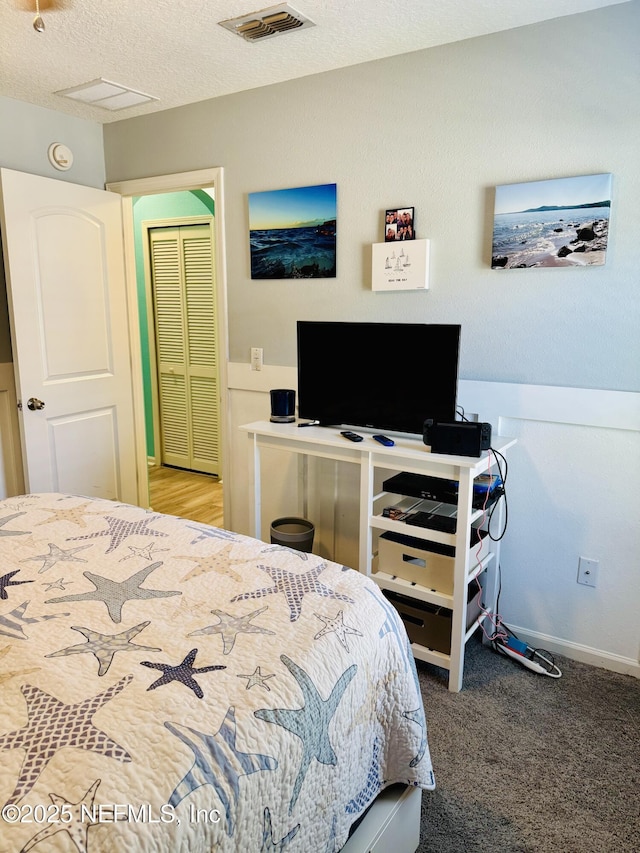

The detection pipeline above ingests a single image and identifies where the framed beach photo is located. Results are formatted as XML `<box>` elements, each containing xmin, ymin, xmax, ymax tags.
<box><xmin>384</xmin><ymin>207</ymin><xmax>415</xmax><ymax>242</ymax></box>
<box><xmin>491</xmin><ymin>173</ymin><xmax>612</xmax><ymax>269</ymax></box>
<box><xmin>248</xmin><ymin>183</ymin><xmax>337</xmax><ymax>279</ymax></box>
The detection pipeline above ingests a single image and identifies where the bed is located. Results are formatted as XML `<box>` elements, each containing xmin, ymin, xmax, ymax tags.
<box><xmin>0</xmin><ymin>493</ymin><xmax>434</xmax><ymax>852</ymax></box>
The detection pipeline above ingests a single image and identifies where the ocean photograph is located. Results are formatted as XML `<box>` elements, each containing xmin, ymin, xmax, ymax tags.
<box><xmin>249</xmin><ymin>183</ymin><xmax>337</xmax><ymax>279</ymax></box>
<box><xmin>491</xmin><ymin>173</ymin><xmax>612</xmax><ymax>269</ymax></box>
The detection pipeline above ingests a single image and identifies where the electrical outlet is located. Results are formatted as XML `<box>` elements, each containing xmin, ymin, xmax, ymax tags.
<box><xmin>250</xmin><ymin>347</ymin><xmax>263</xmax><ymax>371</ymax></box>
<box><xmin>577</xmin><ymin>556</ymin><xmax>599</xmax><ymax>587</ymax></box>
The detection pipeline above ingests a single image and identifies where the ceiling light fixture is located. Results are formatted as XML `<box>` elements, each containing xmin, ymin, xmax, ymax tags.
<box><xmin>33</xmin><ymin>0</ymin><xmax>45</xmax><ymax>32</ymax></box>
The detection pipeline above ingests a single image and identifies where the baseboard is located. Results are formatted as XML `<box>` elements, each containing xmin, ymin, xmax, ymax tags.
<box><xmin>508</xmin><ymin>625</ymin><xmax>640</xmax><ymax>679</ymax></box>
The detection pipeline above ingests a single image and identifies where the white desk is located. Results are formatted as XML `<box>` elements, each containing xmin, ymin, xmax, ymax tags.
<box><xmin>240</xmin><ymin>420</ymin><xmax>516</xmax><ymax>691</ymax></box>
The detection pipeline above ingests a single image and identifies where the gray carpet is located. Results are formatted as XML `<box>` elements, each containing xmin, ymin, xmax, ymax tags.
<box><xmin>416</xmin><ymin>635</ymin><xmax>639</xmax><ymax>853</ymax></box>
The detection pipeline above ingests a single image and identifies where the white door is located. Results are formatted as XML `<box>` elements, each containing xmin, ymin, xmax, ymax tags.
<box><xmin>0</xmin><ymin>168</ymin><xmax>138</xmax><ymax>503</ymax></box>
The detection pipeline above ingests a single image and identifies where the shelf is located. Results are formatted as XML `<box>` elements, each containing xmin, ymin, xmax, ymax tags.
<box><xmin>410</xmin><ymin>644</ymin><xmax>451</xmax><ymax>668</ymax></box>
<box><xmin>468</xmin><ymin>551</ymin><xmax>494</xmax><ymax>580</ymax></box>
<box><xmin>466</xmin><ymin>608</ymin><xmax>492</xmax><ymax>644</ymax></box>
<box><xmin>241</xmin><ymin>421</ymin><xmax>516</xmax><ymax>692</ymax></box>
<box><xmin>372</xmin><ymin>552</ymin><xmax>492</xmax><ymax>609</ymax></box>
<box><xmin>369</xmin><ymin>513</ymin><xmax>456</xmax><ymax>547</ymax></box>
<box><xmin>371</xmin><ymin>571</ymin><xmax>453</xmax><ymax>609</ymax></box>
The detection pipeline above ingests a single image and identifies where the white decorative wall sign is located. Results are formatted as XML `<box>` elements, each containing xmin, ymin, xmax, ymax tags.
<box><xmin>371</xmin><ymin>238</ymin><xmax>429</xmax><ymax>291</ymax></box>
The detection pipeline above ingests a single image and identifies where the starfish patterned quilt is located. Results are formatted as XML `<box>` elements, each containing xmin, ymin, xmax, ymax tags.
<box><xmin>0</xmin><ymin>493</ymin><xmax>434</xmax><ymax>852</ymax></box>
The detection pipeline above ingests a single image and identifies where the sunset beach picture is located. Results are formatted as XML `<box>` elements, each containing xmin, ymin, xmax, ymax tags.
<box><xmin>249</xmin><ymin>183</ymin><xmax>337</xmax><ymax>279</ymax></box>
<box><xmin>491</xmin><ymin>173</ymin><xmax>612</xmax><ymax>269</ymax></box>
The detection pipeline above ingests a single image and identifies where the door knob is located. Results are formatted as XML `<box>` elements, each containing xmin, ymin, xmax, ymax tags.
<box><xmin>27</xmin><ymin>397</ymin><xmax>46</xmax><ymax>411</ymax></box>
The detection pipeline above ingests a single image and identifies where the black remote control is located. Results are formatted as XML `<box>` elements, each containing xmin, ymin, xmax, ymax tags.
<box><xmin>340</xmin><ymin>430</ymin><xmax>364</xmax><ymax>442</ymax></box>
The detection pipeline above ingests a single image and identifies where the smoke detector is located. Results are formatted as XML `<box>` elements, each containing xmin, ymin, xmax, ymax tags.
<box><xmin>218</xmin><ymin>3</ymin><xmax>315</xmax><ymax>42</ymax></box>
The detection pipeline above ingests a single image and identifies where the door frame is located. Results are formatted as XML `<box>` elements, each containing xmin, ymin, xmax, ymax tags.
<box><xmin>106</xmin><ymin>169</ymin><xmax>229</xmax><ymax>525</ymax></box>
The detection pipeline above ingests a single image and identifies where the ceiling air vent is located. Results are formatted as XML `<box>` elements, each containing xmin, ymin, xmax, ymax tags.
<box><xmin>218</xmin><ymin>3</ymin><xmax>315</xmax><ymax>43</ymax></box>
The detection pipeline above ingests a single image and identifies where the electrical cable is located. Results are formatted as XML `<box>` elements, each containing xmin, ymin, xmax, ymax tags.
<box><xmin>455</xmin><ymin>407</ymin><xmax>539</xmax><ymax>665</ymax></box>
<box><xmin>487</xmin><ymin>447</ymin><xmax>508</xmax><ymax>541</ymax></box>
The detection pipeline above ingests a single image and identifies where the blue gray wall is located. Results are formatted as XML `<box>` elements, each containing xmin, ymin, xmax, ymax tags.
<box><xmin>104</xmin><ymin>1</ymin><xmax>640</xmax><ymax>394</ymax></box>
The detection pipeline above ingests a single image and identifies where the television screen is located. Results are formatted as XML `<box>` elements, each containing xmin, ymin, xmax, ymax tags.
<box><xmin>297</xmin><ymin>321</ymin><xmax>461</xmax><ymax>434</ymax></box>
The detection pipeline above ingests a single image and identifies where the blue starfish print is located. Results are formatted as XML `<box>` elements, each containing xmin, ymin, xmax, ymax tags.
<box><xmin>187</xmin><ymin>524</ymin><xmax>237</xmax><ymax>545</ymax></box>
<box><xmin>0</xmin><ymin>512</ymin><xmax>28</xmax><ymax>537</ymax></box>
<box><xmin>19</xmin><ymin>779</ymin><xmax>103</xmax><ymax>852</ymax></box>
<box><xmin>141</xmin><ymin>648</ymin><xmax>225</xmax><ymax>698</ymax></box>
<box><xmin>366</xmin><ymin>586</ymin><xmax>411</xmax><ymax>672</ymax></box>
<box><xmin>22</xmin><ymin>542</ymin><xmax>91</xmax><ymax>574</ymax></box>
<box><xmin>403</xmin><ymin>708</ymin><xmax>427</xmax><ymax>767</ymax></box>
<box><xmin>68</xmin><ymin>515</ymin><xmax>168</xmax><ymax>553</ymax></box>
<box><xmin>0</xmin><ymin>600</ymin><xmax>70</xmax><ymax>641</ymax></box>
<box><xmin>166</xmin><ymin>706</ymin><xmax>277</xmax><ymax>836</ymax></box>
<box><xmin>345</xmin><ymin>738</ymin><xmax>382</xmax><ymax>814</ymax></box>
<box><xmin>0</xmin><ymin>570</ymin><xmax>33</xmax><ymax>600</ymax></box>
<box><xmin>314</xmin><ymin>609</ymin><xmax>363</xmax><ymax>651</ymax></box>
<box><xmin>188</xmin><ymin>606</ymin><xmax>275</xmax><ymax>654</ymax></box>
<box><xmin>232</xmin><ymin>563</ymin><xmax>354</xmax><ymax>622</ymax></box>
<box><xmin>46</xmin><ymin>561</ymin><xmax>180</xmax><ymax>623</ymax></box>
<box><xmin>255</xmin><ymin>654</ymin><xmax>357</xmax><ymax>812</ymax></box>
<box><xmin>0</xmin><ymin>676</ymin><xmax>132</xmax><ymax>803</ymax></box>
<box><xmin>47</xmin><ymin>621</ymin><xmax>161</xmax><ymax>676</ymax></box>
<box><xmin>261</xmin><ymin>806</ymin><xmax>300</xmax><ymax>851</ymax></box>
<box><xmin>260</xmin><ymin>545</ymin><xmax>310</xmax><ymax>561</ymax></box>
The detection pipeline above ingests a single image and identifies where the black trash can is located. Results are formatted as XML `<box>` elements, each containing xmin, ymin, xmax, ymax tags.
<box><xmin>270</xmin><ymin>517</ymin><xmax>315</xmax><ymax>553</ymax></box>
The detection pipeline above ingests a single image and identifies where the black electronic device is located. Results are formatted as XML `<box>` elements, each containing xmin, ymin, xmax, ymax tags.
<box><xmin>297</xmin><ymin>321</ymin><xmax>460</xmax><ymax>434</ymax></box>
<box><xmin>382</xmin><ymin>471</ymin><xmax>503</xmax><ymax>509</ymax></box>
<box><xmin>423</xmin><ymin>419</ymin><xmax>492</xmax><ymax>457</ymax></box>
<box><xmin>340</xmin><ymin>430</ymin><xmax>364</xmax><ymax>442</ymax></box>
<box><xmin>405</xmin><ymin>512</ymin><xmax>458</xmax><ymax>534</ymax></box>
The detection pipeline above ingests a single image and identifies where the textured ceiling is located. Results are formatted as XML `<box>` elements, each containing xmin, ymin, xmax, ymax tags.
<box><xmin>1</xmin><ymin>0</ymin><xmax>629</xmax><ymax>124</ymax></box>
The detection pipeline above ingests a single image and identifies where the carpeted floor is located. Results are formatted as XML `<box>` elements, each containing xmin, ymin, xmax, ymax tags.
<box><xmin>416</xmin><ymin>635</ymin><xmax>639</xmax><ymax>853</ymax></box>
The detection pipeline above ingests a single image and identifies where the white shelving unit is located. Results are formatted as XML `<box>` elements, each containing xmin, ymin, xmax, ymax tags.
<box><xmin>241</xmin><ymin>421</ymin><xmax>516</xmax><ymax>692</ymax></box>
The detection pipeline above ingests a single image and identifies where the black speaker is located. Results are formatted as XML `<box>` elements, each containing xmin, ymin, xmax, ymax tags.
<box><xmin>423</xmin><ymin>420</ymin><xmax>492</xmax><ymax>457</ymax></box>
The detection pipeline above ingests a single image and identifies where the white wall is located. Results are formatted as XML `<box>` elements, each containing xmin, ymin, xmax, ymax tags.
<box><xmin>227</xmin><ymin>373</ymin><xmax>640</xmax><ymax>677</ymax></box>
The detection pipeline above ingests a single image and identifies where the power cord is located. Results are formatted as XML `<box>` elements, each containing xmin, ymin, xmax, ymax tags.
<box><xmin>489</xmin><ymin>564</ymin><xmax>562</xmax><ymax>678</ymax></box>
<box><xmin>492</xmin><ymin>622</ymin><xmax>562</xmax><ymax>678</ymax></box>
<box><xmin>487</xmin><ymin>447</ymin><xmax>508</xmax><ymax>542</ymax></box>
<box><xmin>457</xmin><ymin>405</ymin><xmax>556</xmax><ymax>673</ymax></box>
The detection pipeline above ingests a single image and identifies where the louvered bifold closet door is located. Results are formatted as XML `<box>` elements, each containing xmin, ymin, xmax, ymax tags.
<box><xmin>149</xmin><ymin>224</ymin><xmax>219</xmax><ymax>476</ymax></box>
<box><xmin>183</xmin><ymin>226</ymin><xmax>219</xmax><ymax>475</ymax></box>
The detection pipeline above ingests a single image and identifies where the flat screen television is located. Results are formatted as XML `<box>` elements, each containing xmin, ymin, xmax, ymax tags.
<box><xmin>297</xmin><ymin>321</ymin><xmax>461</xmax><ymax>434</ymax></box>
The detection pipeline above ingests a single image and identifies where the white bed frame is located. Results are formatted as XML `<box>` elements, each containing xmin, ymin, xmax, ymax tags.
<box><xmin>341</xmin><ymin>785</ymin><xmax>422</xmax><ymax>853</ymax></box>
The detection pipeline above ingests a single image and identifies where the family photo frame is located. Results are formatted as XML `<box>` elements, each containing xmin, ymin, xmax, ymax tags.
<box><xmin>384</xmin><ymin>207</ymin><xmax>415</xmax><ymax>242</ymax></box>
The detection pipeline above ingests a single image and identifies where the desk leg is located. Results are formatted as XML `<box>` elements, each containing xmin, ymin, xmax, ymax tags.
<box><xmin>248</xmin><ymin>432</ymin><xmax>262</xmax><ymax>540</ymax></box>
<box><xmin>448</xmin><ymin>467</ymin><xmax>474</xmax><ymax>692</ymax></box>
<box><xmin>358</xmin><ymin>457</ymin><xmax>372</xmax><ymax>576</ymax></box>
